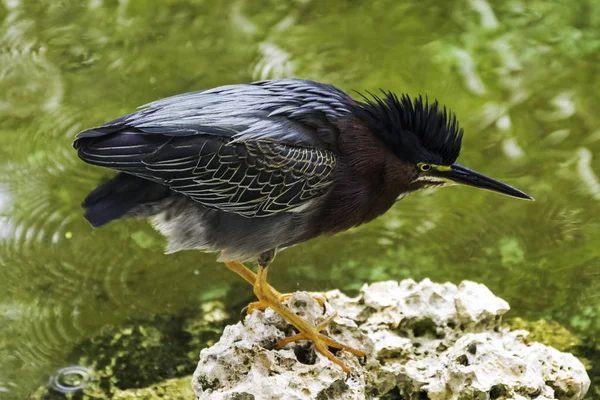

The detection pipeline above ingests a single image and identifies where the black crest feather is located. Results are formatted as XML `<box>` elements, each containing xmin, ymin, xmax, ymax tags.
<box><xmin>354</xmin><ymin>91</ymin><xmax>464</xmax><ymax>165</ymax></box>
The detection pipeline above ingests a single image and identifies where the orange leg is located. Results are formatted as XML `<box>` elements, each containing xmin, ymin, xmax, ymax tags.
<box><xmin>223</xmin><ymin>260</ymin><xmax>365</xmax><ymax>373</ymax></box>
<box><xmin>246</xmin><ymin>292</ymin><xmax>327</xmax><ymax>313</ymax></box>
<box><xmin>223</xmin><ymin>260</ymin><xmax>326</xmax><ymax>310</ymax></box>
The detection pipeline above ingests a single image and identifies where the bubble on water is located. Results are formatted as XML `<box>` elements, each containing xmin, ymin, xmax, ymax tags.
<box><xmin>230</xmin><ymin>1</ymin><xmax>258</xmax><ymax>36</ymax></box>
<box><xmin>537</xmin><ymin>92</ymin><xmax>576</xmax><ymax>121</ymax></box>
<box><xmin>577</xmin><ymin>147</ymin><xmax>600</xmax><ymax>201</ymax></box>
<box><xmin>502</xmin><ymin>138</ymin><xmax>524</xmax><ymax>159</ymax></box>
<box><xmin>496</xmin><ymin>115</ymin><xmax>511</xmax><ymax>131</ymax></box>
<box><xmin>253</xmin><ymin>42</ymin><xmax>295</xmax><ymax>80</ymax></box>
<box><xmin>49</xmin><ymin>365</ymin><xmax>93</xmax><ymax>393</ymax></box>
<box><xmin>468</xmin><ymin>0</ymin><xmax>499</xmax><ymax>30</ymax></box>
<box><xmin>551</xmin><ymin>92</ymin><xmax>576</xmax><ymax>119</ymax></box>
<box><xmin>452</xmin><ymin>48</ymin><xmax>487</xmax><ymax>96</ymax></box>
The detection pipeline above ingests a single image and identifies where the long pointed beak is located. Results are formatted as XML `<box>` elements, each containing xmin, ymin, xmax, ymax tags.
<box><xmin>440</xmin><ymin>164</ymin><xmax>533</xmax><ymax>200</ymax></box>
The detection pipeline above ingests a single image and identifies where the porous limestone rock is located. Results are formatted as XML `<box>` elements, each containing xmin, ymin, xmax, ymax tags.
<box><xmin>192</xmin><ymin>279</ymin><xmax>590</xmax><ymax>400</ymax></box>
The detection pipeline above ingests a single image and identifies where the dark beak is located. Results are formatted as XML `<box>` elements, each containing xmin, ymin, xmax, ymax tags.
<box><xmin>441</xmin><ymin>164</ymin><xmax>533</xmax><ymax>200</ymax></box>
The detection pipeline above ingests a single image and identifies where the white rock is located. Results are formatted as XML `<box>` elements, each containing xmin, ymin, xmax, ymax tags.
<box><xmin>193</xmin><ymin>280</ymin><xmax>590</xmax><ymax>400</ymax></box>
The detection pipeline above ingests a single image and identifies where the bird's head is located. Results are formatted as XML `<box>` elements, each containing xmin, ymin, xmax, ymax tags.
<box><xmin>355</xmin><ymin>92</ymin><xmax>532</xmax><ymax>200</ymax></box>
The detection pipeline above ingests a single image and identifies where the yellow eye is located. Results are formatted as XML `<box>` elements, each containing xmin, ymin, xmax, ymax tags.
<box><xmin>418</xmin><ymin>163</ymin><xmax>432</xmax><ymax>172</ymax></box>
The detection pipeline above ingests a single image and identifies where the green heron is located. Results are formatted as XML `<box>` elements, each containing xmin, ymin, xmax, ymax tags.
<box><xmin>73</xmin><ymin>78</ymin><xmax>532</xmax><ymax>373</ymax></box>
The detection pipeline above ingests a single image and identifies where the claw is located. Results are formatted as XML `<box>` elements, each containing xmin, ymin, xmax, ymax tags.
<box><xmin>275</xmin><ymin>310</ymin><xmax>365</xmax><ymax>374</ymax></box>
<box><xmin>240</xmin><ymin>305</ymin><xmax>249</xmax><ymax>324</ymax></box>
<box><xmin>224</xmin><ymin>260</ymin><xmax>364</xmax><ymax>373</ymax></box>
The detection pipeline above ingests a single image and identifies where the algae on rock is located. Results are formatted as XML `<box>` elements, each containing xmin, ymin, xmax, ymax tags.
<box><xmin>505</xmin><ymin>317</ymin><xmax>581</xmax><ymax>352</ymax></box>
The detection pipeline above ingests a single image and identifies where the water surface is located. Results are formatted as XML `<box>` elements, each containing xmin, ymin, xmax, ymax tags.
<box><xmin>1</xmin><ymin>0</ymin><xmax>599</xmax><ymax>397</ymax></box>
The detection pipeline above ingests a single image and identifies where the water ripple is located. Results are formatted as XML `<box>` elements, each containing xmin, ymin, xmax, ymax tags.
<box><xmin>0</xmin><ymin>11</ymin><xmax>64</xmax><ymax>119</ymax></box>
<box><xmin>48</xmin><ymin>365</ymin><xmax>93</xmax><ymax>393</ymax></box>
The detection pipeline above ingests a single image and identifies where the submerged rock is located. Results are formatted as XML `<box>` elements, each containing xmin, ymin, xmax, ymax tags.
<box><xmin>193</xmin><ymin>279</ymin><xmax>590</xmax><ymax>400</ymax></box>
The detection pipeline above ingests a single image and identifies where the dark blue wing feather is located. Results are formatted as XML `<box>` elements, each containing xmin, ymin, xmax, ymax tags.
<box><xmin>74</xmin><ymin>79</ymin><xmax>347</xmax><ymax>217</ymax></box>
<box><xmin>76</xmin><ymin>79</ymin><xmax>351</xmax><ymax>147</ymax></box>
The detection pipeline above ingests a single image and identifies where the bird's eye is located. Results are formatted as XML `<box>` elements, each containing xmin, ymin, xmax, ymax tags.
<box><xmin>418</xmin><ymin>163</ymin><xmax>432</xmax><ymax>172</ymax></box>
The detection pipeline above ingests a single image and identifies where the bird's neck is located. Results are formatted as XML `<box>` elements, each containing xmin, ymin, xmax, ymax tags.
<box><xmin>312</xmin><ymin>118</ymin><xmax>416</xmax><ymax>236</ymax></box>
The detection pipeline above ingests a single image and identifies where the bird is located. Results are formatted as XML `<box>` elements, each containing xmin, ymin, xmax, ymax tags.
<box><xmin>73</xmin><ymin>78</ymin><xmax>532</xmax><ymax>373</ymax></box>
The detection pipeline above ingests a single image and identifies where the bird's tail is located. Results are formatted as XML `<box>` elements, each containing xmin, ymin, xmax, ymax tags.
<box><xmin>82</xmin><ymin>172</ymin><xmax>170</xmax><ymax>227</ymax></box>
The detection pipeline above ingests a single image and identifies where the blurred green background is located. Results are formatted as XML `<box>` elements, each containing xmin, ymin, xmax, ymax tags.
<box><xmin>0</xmin><ymin>0</ymin><xmax>599</xmax><ymax>398</ymax></box>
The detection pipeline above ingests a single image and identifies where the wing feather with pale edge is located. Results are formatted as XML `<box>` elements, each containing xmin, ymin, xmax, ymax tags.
<box><xmin>74</xmin><ymin>79</ymin><xmax>347</xmax><ymax>217</ymax></box>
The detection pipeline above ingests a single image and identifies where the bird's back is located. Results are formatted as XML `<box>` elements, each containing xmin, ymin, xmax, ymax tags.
<box><xmin>75</xmin><ymin>79</ymin><xmax>351</xmax><ymax>147</ymax></box>
<box><xmin>74</xmin><ymin>79</ymin><xmax>356</xmax><ymax>260</ymax></box>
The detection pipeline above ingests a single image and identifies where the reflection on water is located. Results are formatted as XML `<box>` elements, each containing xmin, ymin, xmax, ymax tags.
<box><xmin>0</xmin><ymin>0</ymin><xmax>599</xmax><ymax>397</ymax></box>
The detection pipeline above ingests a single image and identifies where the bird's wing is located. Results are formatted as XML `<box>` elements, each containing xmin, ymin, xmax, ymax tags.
<box><xmin>74</xmin><ymin>79</ymin><xmax>348</xmax><ymax>217</ymax></box>
<box><xmin>77</xmin><ymin>79</ymin><xmax>352</xmax><ymax>148</ymax></box>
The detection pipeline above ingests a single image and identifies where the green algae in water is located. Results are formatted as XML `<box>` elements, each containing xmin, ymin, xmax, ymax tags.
<box><xmin>31</xmin><ymin>377</ymin><xmax>194</xmax><ymax>400</ymax></box>
<box><xmin>30</xmin><ymin>302</ymin><xmax>230</xmax><ymax>399</ymax></box>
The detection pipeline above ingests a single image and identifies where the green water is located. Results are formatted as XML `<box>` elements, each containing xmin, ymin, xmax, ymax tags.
<box><xmin>1</xmin><ymin>0</ymin><xmax>599</xmax><ymax>398</ymax></box>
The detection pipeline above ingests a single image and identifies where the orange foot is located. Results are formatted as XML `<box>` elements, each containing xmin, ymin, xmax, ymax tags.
<box><xmin>250</xmin><ymin>265</ymin><xmax>365</xmax><ymax>373</ymax></box>
<box><xmin>223</xmin><ymin>259</ymin><xmax>365</xmax><ymax>373</ymax></box>
<box><xmin>245</xmin><ymin>291</ymin><xmax>328</xmax><ymax>314</ymax></box>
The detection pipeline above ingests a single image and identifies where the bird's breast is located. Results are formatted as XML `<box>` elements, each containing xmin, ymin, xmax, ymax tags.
<box><xmin>308</xmin><ymin>118</ymin><xmax>415</xmax><ymax>237</ymax></box>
